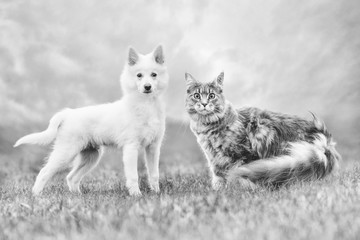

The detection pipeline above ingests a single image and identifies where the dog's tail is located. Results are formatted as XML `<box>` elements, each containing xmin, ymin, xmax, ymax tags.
<box><xmin>14</xmin><ymin>109</ymin><xmax>69</xmax><ymax>147</ymax></box>
<box><xmin>228</xmin><ymin>114</ymin><xmax>341</xmax><ymax>185</ymax></box>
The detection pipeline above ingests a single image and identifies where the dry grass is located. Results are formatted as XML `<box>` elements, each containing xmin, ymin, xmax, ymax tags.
<box><xmin>0</xmin><ymin>162</ymin><xmax>359</xmax><ymax>240</ymax></box>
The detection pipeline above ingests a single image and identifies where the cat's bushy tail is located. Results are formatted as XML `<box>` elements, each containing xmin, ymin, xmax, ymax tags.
<box><xmin>228</xmin><ymin>116</ymin><xmax>341</xmax><ymax>185</ymax></box>
<box><xmin>14</xmin><ymin>109</ymin><xmax>69</xmax><ymax>147</ymax></box>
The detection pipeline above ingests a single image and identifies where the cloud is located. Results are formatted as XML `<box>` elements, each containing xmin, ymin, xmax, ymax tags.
<box><xmin>0</xmin><ymin>0</ymin><xmax>359</xmax><ymax>149</ymax></box>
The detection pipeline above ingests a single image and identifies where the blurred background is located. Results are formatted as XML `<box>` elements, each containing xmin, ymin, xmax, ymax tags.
<box><xmin>0</xmin><ymin>0</ymin><xmax>359</xmax><ymax>176</ymax></box>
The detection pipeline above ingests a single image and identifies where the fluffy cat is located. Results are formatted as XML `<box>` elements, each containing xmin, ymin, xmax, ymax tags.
<box><xmin>185</xmin><ymin>72</ymin><xmax>341</xmax><ymax>190</ymax></box>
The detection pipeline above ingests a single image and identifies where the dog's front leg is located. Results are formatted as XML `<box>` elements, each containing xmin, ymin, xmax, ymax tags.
<box><xmin>122</xmin><ymin>143</ymin><xmax>142</xmax><ymax>196</ymax></box>
<box><xmin>145</xmin><ymin>141</ymin><xmax>161</xmax><ymax>193</ymax></box>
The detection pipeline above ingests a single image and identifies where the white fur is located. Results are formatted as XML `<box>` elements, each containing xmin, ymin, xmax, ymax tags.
<box><xmin>14</xmin><ymin>45</ymin><xmax>169</xmax><ymax>196</ymax></box>
<box><xmin>228</xmin><ymin>135</ymin><xmax>333</xmax><ymax>183</ymax></box>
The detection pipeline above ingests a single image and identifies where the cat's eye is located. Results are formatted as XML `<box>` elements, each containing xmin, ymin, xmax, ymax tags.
<box><xmin>137</xmin><ymin>73</ymin><xmax>143</xmax><ymax>78</ymax></box>
<box><xmin>208</xmin><ymin>93</ymin><xmax>216</xmax><ymax>99</ymax></box>
<box><xmin>193</xmin><ymin>93</ymin><xmax>201</xmax><ymax>99</ymax></box>
<box><xmin>151</xmin><ymin>72</ymin><xmax>157</xmax><ymax>78</ymax></box>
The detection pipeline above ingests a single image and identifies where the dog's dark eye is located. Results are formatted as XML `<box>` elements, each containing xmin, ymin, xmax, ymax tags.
<box><xmin>151</xmin><ymin>72</ymin><xmax>157</xmax><ymax>78</ymax></box>
<box><xmin>193</xmin><ymin>93</ymin><xmax>201</xmax><ymax>99</ymax></box>
<box><xmin>137</xmin><ymin>73</ymin><xmax>143</xmax><ymax>78</ymax></box>
<box><xmin>208</xmin><ymin>93</ymin><xmax>216</xmax><ymax>99</ymax></box>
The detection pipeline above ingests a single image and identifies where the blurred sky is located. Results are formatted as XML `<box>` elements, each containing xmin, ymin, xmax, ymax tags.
<box><xmin>1</xmin><ymin>0</ymin><xmax>359</xmax><ymax>150</ymax></box>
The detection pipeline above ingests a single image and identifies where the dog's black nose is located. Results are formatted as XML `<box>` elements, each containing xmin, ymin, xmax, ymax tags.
<box><xmin>144</xmin><ymin>84</ymin><xmax>152</xmax><ymax>91</ymax></box>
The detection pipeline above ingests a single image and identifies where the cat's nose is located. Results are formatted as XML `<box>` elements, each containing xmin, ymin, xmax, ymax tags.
<box><xmin>201</xmin><ymin>103</ymin><xmax>207</xmax><ymax>107</ymax></box>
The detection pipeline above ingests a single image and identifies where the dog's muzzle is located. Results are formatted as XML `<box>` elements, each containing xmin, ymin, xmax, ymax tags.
<box><xmin>143</xmin><ymin>84</ymin><xmax>152</xmax><ymax>94</ymax></box>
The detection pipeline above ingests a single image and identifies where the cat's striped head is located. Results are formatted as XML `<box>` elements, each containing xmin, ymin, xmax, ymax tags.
<box><xmin>185</xmin><ymin>72</ymin><xmax>226</xmax><ymax>122</ymax></box>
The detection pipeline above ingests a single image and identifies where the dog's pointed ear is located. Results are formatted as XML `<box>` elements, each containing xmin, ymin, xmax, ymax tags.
<box><xmin>185</xmin><ymin>72</ymin><xmax>198</xmax><ymax>88</ymax></box>
<box><xmin>153</xmin><ymin>45</ymin><xmax>164</xmax><ymax>64</ymax></box>
<box><xmin>128</xmin><ymin>47</ymin><xmax>139</xmax><ymax>66</ymax></box>
<box><xmin>215</xmin><ymin>71</ymin><xmax>224</xmax><ymax>86</ymax></box>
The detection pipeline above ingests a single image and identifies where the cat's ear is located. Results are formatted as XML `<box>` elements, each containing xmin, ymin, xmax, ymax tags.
<box><xmin>153</xmin><ymin>45</ymin><xmax>164</xmax><ymax>64</ymax></box>
<box><xmin>128</xmin><ymin>47</ymin><xmax>139</xmax><ymax>66</ymax></box>
<box><xmin>215</xmin><ymin>71</ymin><xmax>224</xmax><ymax>86</ymax></box>
<box><xmin>185</xmin><ymin>72</ymin><xmax>198</xmax><ymax>88</ymax></box>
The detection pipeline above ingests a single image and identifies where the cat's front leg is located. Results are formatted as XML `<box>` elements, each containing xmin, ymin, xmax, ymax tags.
<box><xmin>122</xmin><ymin>143</ymin><xmax>142</xmax><ymax>196</ymax></box>
<box><xmin>202</xmin><ymin>150</ymin><xmax>226</xmax><ymax>190</ymax></box>
<box><xmin>212</xmin><ymin>175</ymin><xmax>226</xmax><ymax>191</ymax></box>
<box><xmin>209</xmin><ymin>165</ymin><xmax>226</xmax><ymax>191</ymax></box>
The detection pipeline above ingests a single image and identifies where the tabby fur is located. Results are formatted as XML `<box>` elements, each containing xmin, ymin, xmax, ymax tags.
<box><xmin>185</xmin><ymin>72</ymin><xmax>341</xmax><ymax>189</ymax></box>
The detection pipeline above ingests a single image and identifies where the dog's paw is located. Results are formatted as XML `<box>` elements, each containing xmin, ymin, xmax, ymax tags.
<box><xmin>126</xmin><ymin>180</ymin><xmax>142</xmax><ymax>197</ymax></box>
<box><xmin>67</xmin><ymin>182</ymin><xmax>82</xmax><ymax>194</ymax></box>
<box><xmin>32</xmin><ymin>186</ymin><xmax>42</xmax><ymax>196</ymax></box>
<box><xmin>149</xmin><ymin>182</ymin><xmax>160</xmax><ymax>193</ymax></box>
<box><xmin>69</xmin><ymin>187</ymin><xmax>82</xmax><ymax>194</ymax></box>
<box><xmin>128</xmin><ymin>188</ymin><xmax>142</xmax><ymax>197</ymax></box>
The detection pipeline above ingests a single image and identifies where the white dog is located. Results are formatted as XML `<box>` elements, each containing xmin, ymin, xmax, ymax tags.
<box><xmin>14</xmin><ymin>45</ymin><xmax>169</xmax><ymax>196</ymax></box>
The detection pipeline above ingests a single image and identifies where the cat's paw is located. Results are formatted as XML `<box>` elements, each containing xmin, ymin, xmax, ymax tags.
<box><xmin>211</xmin><ymin>177</ymin><xmax>226</xmax><ymax>191</ymax></box>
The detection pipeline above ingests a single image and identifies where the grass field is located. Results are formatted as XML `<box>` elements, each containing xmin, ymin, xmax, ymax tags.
<box><xmin>1</xmin><ymin>122</ymin><xmax>359</xmax><ymax>240</ymax></box>
<box><xmin>0</xmin><ymin>159</ymin><xmax>359</xmax><ymax>240</ymax></box>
